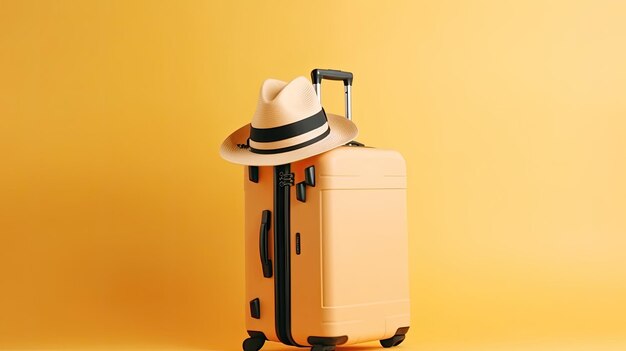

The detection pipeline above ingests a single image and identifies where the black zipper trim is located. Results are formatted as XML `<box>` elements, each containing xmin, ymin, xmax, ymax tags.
<box><xmin>273</xmin><ymin>164</ymin><xmax>300</xmax><ymax>346</ymax></box>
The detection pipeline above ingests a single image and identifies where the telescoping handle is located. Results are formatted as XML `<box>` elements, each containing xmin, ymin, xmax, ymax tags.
<box><xmin>311</xmin><ymin>69</ymin><xmax>353</xmax><ymax>120</ymax></box>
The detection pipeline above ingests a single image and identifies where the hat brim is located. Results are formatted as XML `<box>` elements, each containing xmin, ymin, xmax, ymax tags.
<box><xmin>220</xmin><ymin>113</ymin><xmax>358</xmax><ymax>166</ymax></box>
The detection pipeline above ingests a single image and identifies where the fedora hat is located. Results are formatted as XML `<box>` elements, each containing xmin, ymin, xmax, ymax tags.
<box><xmin>220</xmin><ymin>76</ymin><xmax>358</xmax><ymax>166</ymax></box>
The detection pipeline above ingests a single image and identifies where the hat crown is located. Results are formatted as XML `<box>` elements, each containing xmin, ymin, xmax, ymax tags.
<box><xmin>252</xmin><ymin>77</ymin><xmax>323</xmax><ymax>129</ymax></box>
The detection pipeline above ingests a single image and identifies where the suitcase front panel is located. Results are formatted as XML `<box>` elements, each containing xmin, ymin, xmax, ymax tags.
<box><xmin>289</xmin><ymin>146</ymin><xmax>411</xmax><ymax>346</ymax></box>
<box><xmin>321</xmin><ymin>188</ymin><xmax>409</xmax><ymax>307</ymax></box>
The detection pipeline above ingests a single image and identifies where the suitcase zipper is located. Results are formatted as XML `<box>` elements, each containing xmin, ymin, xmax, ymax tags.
<box><xmin>273</xmin><ymin>164</ymin><xmax>300</xmax><ymax>346</ymax></box>
<box><xmin>278</xmin><ymin>171</ymin><xmax>294</xmax><ymax>187</ymax></box>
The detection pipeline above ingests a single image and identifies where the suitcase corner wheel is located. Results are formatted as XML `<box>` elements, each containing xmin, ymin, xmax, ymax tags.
<box><xmin>380</xmin><ymin>326</ymin><xmax>410</xmax><ymax>348</ymax></box>
<box><xmin>242</xmin><ymin>331</ymin><xmax>266</xmax><ymax>351</ymax></box>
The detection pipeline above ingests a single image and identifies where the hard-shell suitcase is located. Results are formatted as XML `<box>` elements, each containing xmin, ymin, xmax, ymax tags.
<box><xmin>242</xmin><ymin>69</ymin><xmax>410</xmax><ymax>351</ymax></box>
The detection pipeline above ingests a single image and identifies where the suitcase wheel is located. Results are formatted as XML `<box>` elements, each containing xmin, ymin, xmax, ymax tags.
<box><xmin>380</xmin><ymin>334</ymin><xmax>405</xmax><ymax>348</ymax></box>
<box><xmin>242</xmin><ymin>336</ymin><xmax>265</xmax><ymax>351</ymax></box>
<box><xmin>311</xmin><ymin>346</ymin><xmax>335</xmax><ymax>351</ymax></box>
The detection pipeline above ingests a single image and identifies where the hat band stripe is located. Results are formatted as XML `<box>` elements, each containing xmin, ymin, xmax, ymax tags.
<box><xmin>249</xmin><ymin>123</ymin><xmax>329</xmax><ymax>150</ymax></box>
<box><xmin>250</xmin><ymin>108</ymin><xmax>327</xmax><ymax>143</ymax></box>
<box><xmin>250</xmin><ymin>127</ymin><xmax>331</xmax><ymax>154</ymax></box>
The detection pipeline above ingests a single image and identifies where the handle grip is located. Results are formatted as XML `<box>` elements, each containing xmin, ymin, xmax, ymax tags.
<box><xmin>311</xmin><ymin>69</ymin><xmax>353</xmax><ymax>86</ymax></box>
<box><xmin>259</xmin><ymin>210</ymin><xmax>272</xmax><ymax>278</ymax></box>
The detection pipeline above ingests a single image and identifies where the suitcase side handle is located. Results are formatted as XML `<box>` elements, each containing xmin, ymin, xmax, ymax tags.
<box><xmin>259</xmin><ymin>210</ymin><xmax>273</xmax><ymax>278</ymax></box>
<box><xmin>311</xmin><ymin>68</ymin><xmax>353</xmax><ymax>120</ymax></box>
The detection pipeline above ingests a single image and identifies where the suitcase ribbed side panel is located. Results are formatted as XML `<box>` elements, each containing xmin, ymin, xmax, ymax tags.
<box><xmin>244</xmin><ymin>165</ymin><xmax>278</xmax><ymax>342</ymax></box>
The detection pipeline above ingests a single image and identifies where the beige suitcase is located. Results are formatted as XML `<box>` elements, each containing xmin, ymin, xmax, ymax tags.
<box><xmin>242</xmin><ymin>70</ymin><xmax>410</xmax><ymax>351</ymax></box>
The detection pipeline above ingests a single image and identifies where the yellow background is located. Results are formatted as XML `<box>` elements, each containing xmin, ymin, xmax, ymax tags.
<box><xmin>1</xmin><ymin>1</ymin><xmax>626</xmax><ymax>350</ymax></box>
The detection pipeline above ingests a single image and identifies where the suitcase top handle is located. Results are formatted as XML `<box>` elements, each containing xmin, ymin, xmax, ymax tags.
<box><xmin>311</xmin><ymin>68</ymin><xmax>354</xmax><ymax>121</ymax></box>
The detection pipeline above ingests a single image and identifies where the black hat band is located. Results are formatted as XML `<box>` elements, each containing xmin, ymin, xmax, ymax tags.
<box><xmin>249</xmin><ymin>108</ymin><xmax>331</xmax><ymax>154</ymax></box>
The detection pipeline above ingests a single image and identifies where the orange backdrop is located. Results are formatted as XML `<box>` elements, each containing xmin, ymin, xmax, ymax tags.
<box><xmin>1</xmin><ymin>1</ymin><xmax>626</xmax><ymax>350</ymax></box>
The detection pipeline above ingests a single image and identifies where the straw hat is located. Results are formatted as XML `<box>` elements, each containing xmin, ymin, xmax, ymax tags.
<box><xmin>220</xmin><ymin>76</ymin><xmax>358</xmax><ymax>166</ymax></box>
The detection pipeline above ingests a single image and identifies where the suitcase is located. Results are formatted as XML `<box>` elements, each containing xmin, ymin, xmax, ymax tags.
<box><xmin>242</xmin><ymin>69</ymin><xmax>410</xmax><ymax>351</ymax></box>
